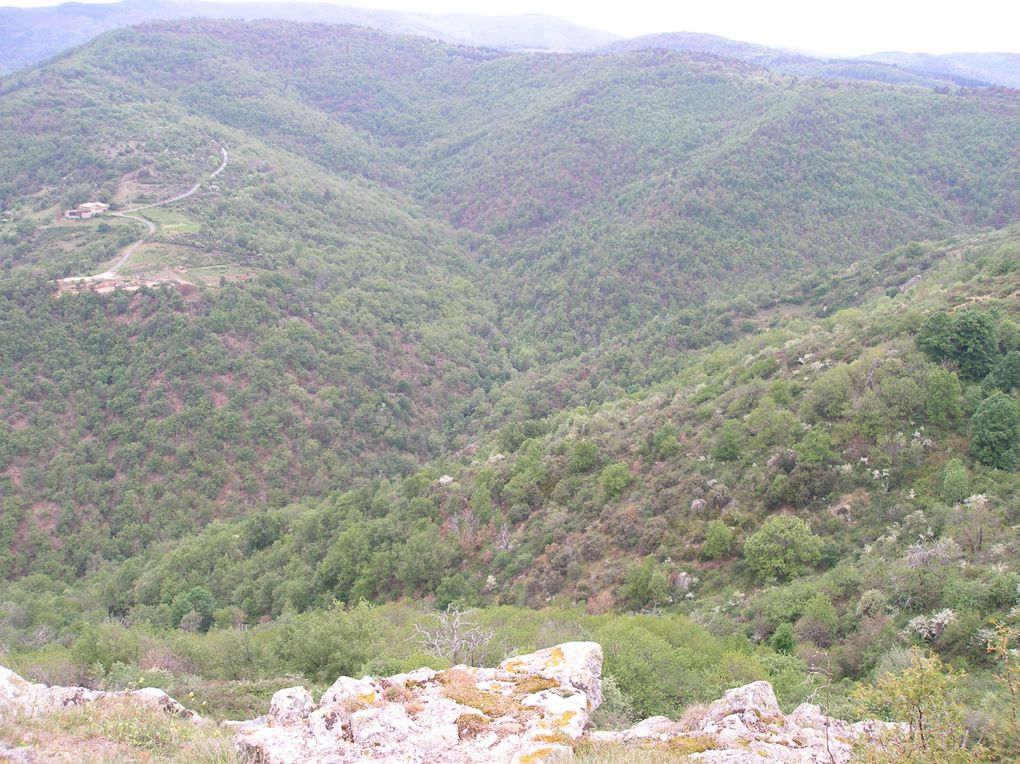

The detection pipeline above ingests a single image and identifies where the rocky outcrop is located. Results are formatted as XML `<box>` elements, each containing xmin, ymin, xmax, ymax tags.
<box><xmin>593</xmin><ymin>680</ymin><xmax>903</xmax><ymax>763</ymax></box>
<box><xmin>2</xmin><ymin>644</ymin><xmax>900</xmax><ymax>764</ymax></box>
<box><xmin>0</xmin><ymin>665</ymin><xmax>199</xmax><ymax>721</ymax></box>
<box><xmin>234</xmin><ymin>642</ymin><xmax>604</xmax><ymax>763</ymax></box>
<box><xmin>232</xmin><ymin>645</ymin><xmax>899</xmax><ymax>764</ymax></box>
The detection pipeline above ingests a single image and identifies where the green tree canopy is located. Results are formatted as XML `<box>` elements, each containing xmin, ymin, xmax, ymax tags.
<box><xmin>169</xmin><ymin>586</ymin><xmax>216</xmax><ymax>632</ymax></box>
<box><xmin>701</xmin><ymin>520</ymin><xmax>736</xmax><ymax>561</ymax></box>
<box><xmin>989</xmin><ymin>351</ymin><xmax>1020</xmax><ymax>393</ymax></box>
<box><xmin>969</xmin><ymin>393</ymin><xmax>1020</xmax><ymax>469</ymax></box>
<box><xmin>600</xmin><ymin>462</ymin><xmax>633</xmax><ymax>497</ymax></box>
<box><xmin>925</xmin><ymin>367</ymin><xmax>963</xmax><ymax>426</ymax></box>
<box><xmin>917</xmin><ymin>309</ymin><xmax>999</xmax><ymax>381</ymax></box>
<box><xmin>744</xmin><ymin>515</ymin><xmax>823</xmax><ymax>581</ymax></box>
<box><xmin>712</xmin><ymin>421</ymin><xmax>744</xmax><ymax>461</ymax></box>
<box><xmin>619</xmin><ymin>555</ymin><xmax>671</xmax><ymax>611</ymax></box>
<box><xmin>938</xmin><ymin>459</ymin><xmax>970</xmax><ymax>504</ymax></box>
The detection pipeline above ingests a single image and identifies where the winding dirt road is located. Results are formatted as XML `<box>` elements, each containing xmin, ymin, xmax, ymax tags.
<box><xmin>61</xmin><ymin>144</ymin><xmax>228</xmax><ymax>283</ymax></box>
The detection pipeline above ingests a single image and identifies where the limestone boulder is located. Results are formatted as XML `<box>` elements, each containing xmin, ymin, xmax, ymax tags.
<box><xmin>0</xmin><ymin>664</ymin><xmax>199</xmax><ymax>720</ymax></box>
<box><xmin>351</xmin><ymin>702</ymin><xmax>417</xmax><ymax>745</ymax></box>
<box><xmin>590</xmin><ymin>715</ymin><xmax>683</xmax><ymax>743</ymax></box>
<box><xmin>2</xmin><ymin>651</ymin><xmax>904</xmax><ymax>764</ymax></box>
<box><xmin>598</xmin><ymin>680</ymin><xmax>904</xmax><ymax>764</ymax></box>
<box><xmin>268</xmin><ymin>686</ymin><xmax>315</xmax><ymax>726</ymax></box>
<box><xmin>705</xmin><ymin>680</ymin><xmax>783</xmax><ymax>724</ymax></box>
<box><xmin>500</xmin><ymin>641</ymin><xmax>603</xmax><ymax>709</ymax></box>
<box><xmin>319</xmin><ymin>675</ymin><xmax>381</xmax><ymax>707</ymax></box>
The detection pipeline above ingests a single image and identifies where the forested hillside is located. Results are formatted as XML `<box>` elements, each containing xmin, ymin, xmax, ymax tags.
<box><xmin>2</xmin><ymin>20</ymin><xmax>1020</xmax><ymax>760</ymax></box>
<box><xmin>2</xmin><ymin>20</ymin><xmax>1020</xmax><ymax>581</ymax></box>
<box><xmin>9</xmin><ymin>222</ymin><xmax>1019</xmax><ymax>620</ymax></box>
<box><xmin>3</xmin><ymin>222</ymin><xmax>1020</xmax><ymax>759</ymax></box>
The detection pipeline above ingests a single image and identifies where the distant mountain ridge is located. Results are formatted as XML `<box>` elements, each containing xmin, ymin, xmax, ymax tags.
<box><xmin>2</xmin><ymin>0</ymin><xmax>1019</xmax><ymax>90</ymax></box>
<box><xmin>603</xmin><ymin>31</ymin><xmax>1013</xmax><ymax>88</ymax></box>
<box><xmin>0</xmin><ymin>0</ymin><xmax>620</xmax><ymax>74</ymax></box>
<box><xmin>861</xmin><ymin>50</ymin><xmax>1020</xmax><ymax>89</ymax></box>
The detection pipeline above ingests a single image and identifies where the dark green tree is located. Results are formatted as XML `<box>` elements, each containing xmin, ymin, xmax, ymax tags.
<box><xmin>916</xmin><ymin>312</ymin><xmax>956</xmax><ymax>362</ymax></box>
<box><xmin>938</xmin><ymin>459</ymin><xmax>970</xmax><ymax>504</ymax></box>
<box><xmin>651</xmin><ymin>423</ymin><xmax>682</xmax><ymax>459</ymax></box>
<box><xmin>925</xmin><ymin>367</ymin><xmax>963</xmax><ymax>426</ymax></box>
<box><xmin>917</xmin><ymin>310</ymin><xmax>999</xmax><ymax>381</ymax></box>
<box><xmin>712</xmin><ymin>421</ymin><xmax>744</xmax><ymax>461</ymax></box>
<box><xmin>569</xmin><ymin>439</ymin><xmax>601</xmax><ymax>473</ymax></box>
<box><xmin>989</xmin><ymin>351</ymin><xmax>1020</xmax><ymax>393</ymax></box>
<box><xmin>795</xmin><ymin>428</ymin><xmax>837</xmax><ymax>465</ymax></box>
<box><xmin>950</xmin><ymin>309</ymin><xmax>999</xmax><ymax>380</ymax></box>
<box><xmin>970</xmin><ymin>393</ymin><xmax>1020</xmax><ymax>469</ymax></box>
<box><xmin>600</xmin><ymin>463</ymin><xmax>633</xmax><ymax>497</ymax></box>
<box><xmin>169</xmin><ymin>587</ymin><xmax>216</xmax><ymax>632</ymax></box>
<box><xmin>701</xmin><ymin>520</ymin><xmax>736</xmax><ymax>560</ymax></box>
<box><xmin>619</xmin><ymin>555</ymin><xmax>670</xmax><ymax>610</ymax></box>
<box><xmin>769</xmin><ymin>622</ymin><xmax>796</xmax><ymax>654</ymax></box>
<box><xmin>744</xmin><ymin>515</ymin><xmax>823</xmax><ymax>581</ymax></box>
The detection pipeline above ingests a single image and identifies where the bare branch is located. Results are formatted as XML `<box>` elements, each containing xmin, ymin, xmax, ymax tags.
<box><xmin>413</xmin><ymin>605</ymin><xmax>497</xmax><ymax>665</ymax></box>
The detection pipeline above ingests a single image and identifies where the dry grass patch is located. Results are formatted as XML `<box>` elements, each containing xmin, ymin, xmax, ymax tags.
<box><xmin>565</xmin><ymin>740</ymin><xmax>695</xmax><ymax>763</ymax></box>
<box><xmin>677</xmin><ymin>702</ymin><xmax>709</xmax><ymax>731</ymax></box>
<box><xmin>455</xmin><ymin>713</ymin><xmax>490</xmax><ymax>739</ymax></box>
<box><xmin>0</xmin><ymin>698</ymin><xmax>238</xmax><ymax>763</ymax></box>
<box><xmin>382</xmin><ymin>682</ymin><xmax>414</xmax><ymax>703</ymax></box>
<box><xmin>438</xmin><ymin>669</ymin><xmax>523</xmax><ymax>718</ymax></box>
<box><xmin>514</xmin><ymin>676</ymin><xmax>560</xmax><ymax>695</ymax></box>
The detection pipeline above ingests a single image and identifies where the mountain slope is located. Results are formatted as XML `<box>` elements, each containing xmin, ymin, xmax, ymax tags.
<box><xmin>0</xmin><ymin>25</ymin><xmax>515</xmax><ymax>578</ymax></box>
<box><xmin>9</xmin><ymin>20</ymin><xmax>1019</xmax><ymax>361</ymax></box>
<box><xmin>2</xmin><ymin>20</ymin><xmax>1020</xmax><ymax>581</ymax></box>
<box><xmin>407</xmin><ymin>48</ymin><xmax>1020</xmax><ymax>358</ymax></box>
<box><xmin>6</xmin><ymin>223</ymin><xmax>1019</xmax><ymax>679</ymax></box>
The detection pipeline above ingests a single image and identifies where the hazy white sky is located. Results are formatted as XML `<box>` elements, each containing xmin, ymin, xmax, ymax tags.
<box><xmin>356</xmin><ymin>0</ymin><xmax>1020</xmax><ymax>55</ymax></box>
<box><xmin>6</xmin><ymin>0</ymin><xmax>1020</xmax><ymax>56</ymax></box>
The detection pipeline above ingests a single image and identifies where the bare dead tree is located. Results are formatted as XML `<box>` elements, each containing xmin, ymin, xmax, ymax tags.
<box><xmin>413</xmin><ymin>605</ymin><xmax>497</xmax><ymax>665</ymax></box>
<box><xmin>495</xmin><ymin>524</ymin><xmax>514</xmax><ymax>551</ymax></box>
<box><xmin>456</xmin><ymin>505</ymin><xmax>481</xmax><ymax>547</ymax></box>
<box><xmin>806</xmin><ymin>656</ymin><xmax>837</xmax><ymax>764</ymax></box>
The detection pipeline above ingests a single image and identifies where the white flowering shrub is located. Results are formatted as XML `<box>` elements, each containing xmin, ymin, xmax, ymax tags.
<box><xmin>902</xmin><ymin>609</ymin><xmax>957</xmax><ymax>642</ymax></box>
<box><xmin>906</xmin><ymin>536</ymin><xmax>962</xmax><ymax>569</ymax></box>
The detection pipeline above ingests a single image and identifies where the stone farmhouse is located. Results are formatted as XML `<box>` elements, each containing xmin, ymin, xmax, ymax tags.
<box><xmin>64</xmin><ymin>201</ymin><xmax>109</xmax><ymax>220</ymax></box>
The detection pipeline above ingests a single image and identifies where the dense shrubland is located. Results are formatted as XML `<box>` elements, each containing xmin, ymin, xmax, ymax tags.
<box><xmin>1</xmin><ymin>600</ymin><xmax>810</xmax><ymax>724</ymax></box>
<box><xmin>2</xmin><ymin>228</ymin><xmax>1019</xmax><ymax>741</ymax></box>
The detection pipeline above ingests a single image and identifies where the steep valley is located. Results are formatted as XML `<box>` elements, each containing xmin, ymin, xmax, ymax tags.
<box><xmin>1</xmin><ymin>18</ymin><xmax>1020</xmax><ymax>762</ymax></box>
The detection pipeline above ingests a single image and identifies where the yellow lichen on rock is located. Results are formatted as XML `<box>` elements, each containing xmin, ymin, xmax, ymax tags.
<box><xmin>503</xmin><ymin>658</ymin><xmax>525</xmax><ymax>674</ymax></box>
<box><xmin>517</xmin><ymin>746</ymin><xmax>555</xmax><ymax>763</ymax></box>
<box><xmin>545</xmin><ymin>647</ymin><xmax>565</xmax><ymax>668</ymax></box>
<box><xmin>556</xmin><ymin>710</ymin><xmax>576</xmax><ymax>728</ymax></box>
